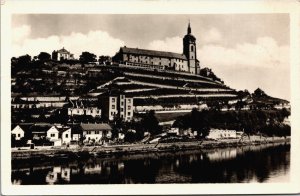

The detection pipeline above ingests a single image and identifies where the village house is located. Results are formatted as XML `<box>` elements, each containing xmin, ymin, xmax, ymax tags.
<box><xmin>52</xmin><ymin>47</ymin><xmax>74</xmax><ymax>61</ymax></box>
<box><xmin>46</xmin><ymin>125</ymin><xmax>61</xmax><ymax>146</ymax></box>
<box><xmin>57</xmin><ymin>127</ymin><xmax>72</xmax><ymax>146</ymax></box>
<box><xmin>71</xmin><ymin>127</ymin><xmax>82</xmax><ymax>142</ymax></box>
<box><xmin>11</xmin><ymin>125</ymin><xmax>25</xmax><ymax>140</ymax></box>
<box><xmin>29</xmin><ymin>124</ymin><xmax>52</xmax><ymax>141</ymax></box>
<box><xmin>67</xmin><ymin>99</ymin><xmax>101</xmax><ymax>118</ymax></box>
<box><xmin>206</xmin><ymin>129</ymin><xmax>237</xmax><ymax>140</ymax></box>
<box><xmin>81</xmin><ymin>123</ymin><xmax>112</xmax><ymax>144</ymax></box>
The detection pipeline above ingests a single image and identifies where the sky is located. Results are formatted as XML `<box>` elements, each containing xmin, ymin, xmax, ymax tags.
<box><xmin>12</xmin><ymin>14</ymin><xmax>290</xmax><ymax>100</ymax></box>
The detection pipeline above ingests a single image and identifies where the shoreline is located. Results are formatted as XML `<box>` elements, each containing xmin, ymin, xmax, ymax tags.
<box><xmin>11</xmin><ymin>136</ymin><xmax>290</xmax><ymax>162</ymax></box>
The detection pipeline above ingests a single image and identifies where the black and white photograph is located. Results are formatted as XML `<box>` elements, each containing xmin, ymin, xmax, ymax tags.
<box><xmin>1</xmin><ymin>0</ymin><xmax>300</xmax><ymax>195</ymax></box>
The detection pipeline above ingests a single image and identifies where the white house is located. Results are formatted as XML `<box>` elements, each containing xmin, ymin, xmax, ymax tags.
<box><xmin>11</xmin><ymin>125</ymin><xmax>25</xmax><ymax>140</ymax></box>
<box><xmin>168</xmin><ymin>128</ymin><xmax>179</xmax><ymax>135</ymax></box>
<box><xmin>60</xmin><ymin>128</ymin><xmax>72</xmax><ymax>145</ymax></box>
<box><xmin>47</xmin><ymin>126</ymin><xmax>61</xmax><ymax>146</ymax></box>
<box><xmin>206</xmin><ymin>129</ymin><xmax>237</xmax><ymax>140</ymax></box>
<box><xmin>81</xmin><ymin>123</ymin><xmax>112</xmax><ymax>143</ymax></box>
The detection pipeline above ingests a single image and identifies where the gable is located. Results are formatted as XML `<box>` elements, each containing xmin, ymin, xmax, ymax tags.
<box><xmin>12</xmin><ymin>125</ymin><xmax>24</xmax><ymax>134</ymax></box>
<box><xmin>47</xmin><ymin>126</ymin><xmax>59</xmax><ymax>133</ymax></box>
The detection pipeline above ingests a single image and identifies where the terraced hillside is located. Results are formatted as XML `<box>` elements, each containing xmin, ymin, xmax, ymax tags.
<box><xmin>90</xmin><ymin>66</ymin><xmax>239</xmax><ymax>110</ymax></box>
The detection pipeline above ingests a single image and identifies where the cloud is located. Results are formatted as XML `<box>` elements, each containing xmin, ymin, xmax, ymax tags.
<box><xmin>198</xmin><ymin>37</ymin><xmax>289</xmax><ymax>69</ymax></box>
<box><xmin>148</xmin><ymin>34</ymin><xmax>289</xmax><ymax>100</ymax></box>
<box><xmin>148</xmin><ymin>36</ymin><xmax>182</xmax><ymax>53</ymax></box>
<box><xmin>12</xmin><ymin>26</ymin><xmax>125</xmax><ymax>58</ymax></box>
<box><xmin>200</xmin><ymin>27</ymin><xmax>222</xmax><ymax>44</ymax></box>
<box><xmin>198</xmin><ymin>37</ymin><xmax>289</xmax><ymax>100</ymax></box>
<box><xmin>12</xmin><ymin>25</ymin><xmax>31</xmax><ymax>43</ymax></box>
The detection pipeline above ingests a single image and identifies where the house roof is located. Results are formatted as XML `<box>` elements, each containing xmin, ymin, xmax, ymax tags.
<box><xmin>29</xmin><ymin>124</ymin><xmax>53</xmax><ymax>133</ymax></box>
<box><xmin>80</xmin><ymin>123</ymin><xmax>112</xmax><ymax>131</ymax></box>
<box><xmin>56</xmin><ymin>47</ymin><xmax>70</xmax><ymax>54</ymax></box>
<box><xmin>120</xmin><ymin>47</ymin><xmax>187</xmax><ymax>60</ymax></box>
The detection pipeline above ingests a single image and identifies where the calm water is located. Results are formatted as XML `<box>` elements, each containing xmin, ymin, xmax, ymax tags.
<box><xmin>12</xmin><ymin>143</ymin><xmax>290</xmax><ymax>184</ymax></box>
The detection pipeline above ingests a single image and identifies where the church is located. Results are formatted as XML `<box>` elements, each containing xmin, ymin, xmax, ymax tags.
<box><xmin>112</xmin><ymin>23</ymin><xmax>201</xmax><ymax>75</ymax></box>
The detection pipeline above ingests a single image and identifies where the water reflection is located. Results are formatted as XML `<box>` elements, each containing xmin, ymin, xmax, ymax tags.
<box><xmin>11</xmin><ymin>143</ymin><xmax>290</xmax><ymax>184</ymax></box>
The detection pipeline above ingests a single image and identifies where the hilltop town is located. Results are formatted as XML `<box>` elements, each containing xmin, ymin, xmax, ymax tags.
<box><xmin>11</xmin><ymin>24</ymin><xmax>290</xmax><ymax>150</ymax></box>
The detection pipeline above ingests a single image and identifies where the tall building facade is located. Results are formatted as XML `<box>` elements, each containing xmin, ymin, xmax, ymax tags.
<box><xmin>113</xmin><ymin>23</ymin><xmax>200</xmax><ymax>75</ymax></box>
<box><xmin>99</xmin><ymin>93</ymin><xmax>134</xmax><ymax>122</ymax></box>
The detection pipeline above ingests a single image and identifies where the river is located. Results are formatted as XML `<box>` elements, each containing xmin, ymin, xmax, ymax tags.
<box><xmin>11</xmin><ymin>142</ymin><xmax>290</xmax><ymax>184</ymax></box>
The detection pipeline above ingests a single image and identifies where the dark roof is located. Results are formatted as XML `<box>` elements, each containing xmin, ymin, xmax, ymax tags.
<box><xmin>29</xmin><ymin>124</ymin><xmax>53</xmax><ymax>133</ymax></box>
<box><xmin>80</xmin><ymin>123</ymin><xmax>112</xmax><ymax>131</ymax></box>
<box><xmin>57</xmin><ymin>127</ymin><xmax>70</xmax><ymax>133</ymax></box>
<box><xmin>120</xmin><ymin>47</ymin><xmax>187</xmax><ymax>60</ymax></box>
<box><xmin>56</xmin><ymin>48</ymin><xmax>70</xmax><ymax>54</ymax></box>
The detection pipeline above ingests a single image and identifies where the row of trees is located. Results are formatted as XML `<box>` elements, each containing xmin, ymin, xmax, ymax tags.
<box><xmin>12</xmin><ymin>52</ymin><xmax>111</xmax><ymax>67</ymax></box>
<box><xmin>173</xmin><ymin>108</ymin><xmax>291</xmax><ymax>138</ymax></box>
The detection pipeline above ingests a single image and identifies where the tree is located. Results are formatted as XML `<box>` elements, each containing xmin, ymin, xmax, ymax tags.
<box><xmin>37</xmin><ymin>52</ymin><xmax>51</xmax><ymax>61</ymax></box>
<box><xmin>254</xmin><ymin>88</ymin><xmax>267</xmax><ymax>97</ymax></box>
<box><xmin>18</xmin><ymin>54</ymin><xmax>32</xmax><ymax>65</ymax></box>
<box><xmin>141</xmin><ymin>110</ymin><xmax>161</xmax><ymax>136</ymax></box>
<box><xmin>79</xmin><ymin>52</ymin><xmax>97</xmax><ymax>63</ymax></box>
<box><xmin>99</xmin><ymin>55</ymin><xmax>111</xmax><ymax>65</ymax></box>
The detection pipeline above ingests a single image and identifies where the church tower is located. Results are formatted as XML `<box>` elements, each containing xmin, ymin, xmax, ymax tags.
<box><xmin>183</xmin><ymin>22</ymin><xmax>198</xmax><ymax>74</ymax></box>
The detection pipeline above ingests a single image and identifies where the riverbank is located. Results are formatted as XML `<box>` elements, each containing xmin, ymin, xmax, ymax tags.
<box><xmin>11</xmin><ymin>136</ymin><xmax>290</xmax><ymax>161</ymax></box>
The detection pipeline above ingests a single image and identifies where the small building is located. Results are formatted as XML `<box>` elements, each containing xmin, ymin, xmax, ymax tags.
<box><xmin>29</xmin><ymin>124</ymin><xmax>52</xmax><ymax>140</ymax></box>
<box><xmin>58</xmin><ymin>127</ymin><xmax>72</xmax><ymax>146</ymax></box>
<box><xmin>206</xmin><ymin>129</ymin><xmax>237</xmax><ymax>140</ymax></box>
<box><xmin>81</xmin><ymin>123</ymin><xmax>112</xmax><ymax>143</ymax></box>
<box><xmin>11</xmin><ymin>125</ymin><xmax>25</xmax><ymax>140</ymax></box>
<box><xmin>52</xmin><ymin>47</ymin><xmax>74</xmax><ymax>61</ymax></box>
<box><xmin>67</xmin><ymin>99</ymin><xmax>101</xmax><ymax>118</ymax></box>
<box><xmin>168</xmin><ymin>127</ymin><xmax>179</xmax><ymax>135</ymax></box>
<box><xmin>71</xmin><ymin>126</ymin><xmax>82</xmax><ymax>142</ymax></box>
<box><xmin>47</xmin><ymin>126</ymin><xmax>61</xmax><ymax>146</ymax></box>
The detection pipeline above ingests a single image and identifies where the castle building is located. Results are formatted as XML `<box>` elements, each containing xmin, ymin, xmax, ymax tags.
<box><xmin>113</xmin><ymin>23</ymin><xmax>200</xmax><ymax>75</ymax></box>
<box><xmin>52</xmin><ymin>47</ymin><xmax>74</xmax><ymax>61</ymax></box>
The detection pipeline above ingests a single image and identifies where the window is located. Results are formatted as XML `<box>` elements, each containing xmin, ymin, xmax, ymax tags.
<box><xmin>51</xmin><ymin>133</ymin><xmax>55</xmax><ymax>137</ymax></box>
<box><xmin>191</xmin><ymin>45</ymin><xmax>194</xmax><ymax>51</ymax></box>
<box><xmin>121</xmin><ymin>101</ymin><xmax>124</xmax><ymax>106</ymax></box>
<box><xmin>87</xmin><ymin>131</ymin><xmax>91</xmax><ymax>134</ymax></box>
<box><xmin>128</xmin><ymin>99</ymin><xmax>131</xmax><ymax>103</ymax></box>
<box><xmin>65</xmin><ymin>134</ymin><xmax>68</xmax><ymax>138</ymax></box>
<box><xmin>18</xmin><ymin>134</ymin><xmax>21</xmax><ymax>137</ymax></box>
<box><xmin>111</xmin><ymin>112</ymin><xmax>114</xmax><ymax>116</ymax></box>
<box><xmin>91</xmin><ymin>110</ymin><xmax>93</xmax><ymax>113</ymax></box>
<box><xmin>128</xmin><ymin>106</ymin><xmax>131</xmax><ymax>110</ymax></box>
<box><xmin>112</xmin><ymin>98</ymin><xmax>115</xmax><ymax>103</ymax></box>
<box><xmin>95</xmin><ymin>131</ymin><xmax>99</xmax><ymax>134</ymax></box>
<box><xmin>121</xmin><ymin>108</ymin><xmax>124</xmax><ymax>112</ymax></box>
<box><xmin>127</xmin><ymin>112</ymin><xmax>131</xmax><ymax>116</ymax></box>
<box><xmin>112</xmin><ymin>105</ymin><xmax>115</xmax><ymax>109</ymax></box>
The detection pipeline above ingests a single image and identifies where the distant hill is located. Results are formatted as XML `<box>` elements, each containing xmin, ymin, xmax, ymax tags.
<box><xmin>251</xmin><ymin>88</ymin><xmax>289</xmax><ymax>105</ymax></box>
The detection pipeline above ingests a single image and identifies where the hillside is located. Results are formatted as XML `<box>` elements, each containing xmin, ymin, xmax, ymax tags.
<box><xmin>89</xmin><ymin>65</ymin><xmax>239</xmax><ymax>108</ymax></box>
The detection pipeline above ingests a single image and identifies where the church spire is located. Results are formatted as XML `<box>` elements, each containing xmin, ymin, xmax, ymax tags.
<box><xmin>187</xmin><ymin>20</ymin><xmax>191</xmax><ymax>34</ymax></box>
